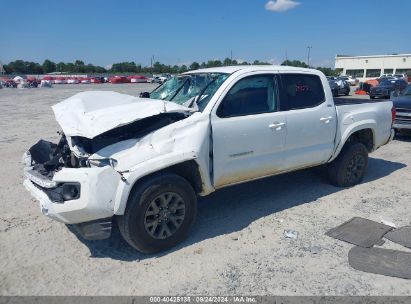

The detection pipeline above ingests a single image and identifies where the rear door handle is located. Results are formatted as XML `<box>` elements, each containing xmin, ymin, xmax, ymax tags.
<box><xmin>320</xmin><ymin>116</ymin><xmax>333</xmax><ymax>123</ymax></box>
<box><xmin>269</xmin><ymin>122</ymin><xmax>286</xmax><ymax>130</ymax></box>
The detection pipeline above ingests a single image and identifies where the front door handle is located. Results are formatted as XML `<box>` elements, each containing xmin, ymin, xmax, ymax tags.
<box><xmin>269</xmin><ymin>122</ymin><xmax>286</xmax><ymax>130</ymax></box>
<box><xmin>320</xmin><ymin>116</ymin><xmax>333</xmax><ymax>123</ymax></box>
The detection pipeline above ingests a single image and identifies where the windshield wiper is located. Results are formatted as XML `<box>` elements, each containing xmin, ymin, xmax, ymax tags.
<box><xmin>169</xmin><ymin>77</ymin><xmax>191</xmax><ymax>101</ymax></box>
<box><xmin>188</xmin><ymin>77</ymin><xmax>218</xmax><ymax>108</ymax></box>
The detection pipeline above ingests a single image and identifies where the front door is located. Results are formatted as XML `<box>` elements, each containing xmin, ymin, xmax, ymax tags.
<box><xmin>211</xmin><ymin>74</ymin><xmax>287</xmax><ymax>188</ymax></box>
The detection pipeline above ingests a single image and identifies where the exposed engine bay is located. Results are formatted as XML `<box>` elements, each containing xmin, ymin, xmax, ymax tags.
<box><xmin>28</xmin><ymin>112</ymin><xmax>189</xmax><ymax>176</ymax></box>
<box><xmin>72</xmin><ymin>112</ymin><xmax>187</xmax><ymax>154</ymax></box>
<box><xmin>28</xmin><ymin>136</ymin><xmax>84</xmax><ymax>178</ymax></box>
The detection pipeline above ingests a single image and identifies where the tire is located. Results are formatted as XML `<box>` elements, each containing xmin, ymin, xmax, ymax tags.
<box><xmin>332</xmin><ymin>89</ymin><xmax>338</xmax><ymax>97</ymax></box>
<box><xmin>345</xmin><ymin>90</ymin><xmax>350</xmax><ymax>96</ymax></box>
<box><xmin>117</xmin><ymin>173</ymin><xmax>197</xmax><ymax>253</ymax></box>
<box><xmin>370</xmin><ymin>96</ymin><xmax>375</xmax><ymax>99</ymax></box>
<box><xmin>327</xmin><ymin>142</ymin><xmax>368</xmax><ymax>187</ymax></box>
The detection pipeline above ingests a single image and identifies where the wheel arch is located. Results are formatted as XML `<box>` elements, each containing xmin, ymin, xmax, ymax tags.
<box><xmin>345</xmin><ymin>128</ymin><xmax>374</xmax><ymax>152</ymax></box>
<box><xmin>114</xmin><ymin>159</ymin><xmax>205</xmax><ymax>215</ymax></box>
<box><xmin>330</xmin><ymin>126</ymin><xmax>375</xmax><ymax>162</ymax></box>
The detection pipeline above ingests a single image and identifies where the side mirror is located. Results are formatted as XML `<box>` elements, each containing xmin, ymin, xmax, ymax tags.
<box><xmin>139</xmin><ymin>92</ymin><xmax>150</xmax><ymax>98</ymax></box>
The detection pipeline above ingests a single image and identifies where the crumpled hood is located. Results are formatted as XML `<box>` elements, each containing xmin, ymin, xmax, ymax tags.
<box><xmin>52</xmin><ymin>91</ymin><xmax>191</xmax><ymax>139</ymax></box>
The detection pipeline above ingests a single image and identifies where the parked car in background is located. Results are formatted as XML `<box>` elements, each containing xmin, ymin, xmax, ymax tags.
<box><xmin>23</xmin><ymin>66</ymin><xmax>394</xmax><ymax>253</ymax></box>
<box><xmin>378</xmin><ymin>74</ymin><xmax>408</xmax><ymax>83</ymax></box>
<box><xmin>379</xmin><ymin>74</ymin><xmax>395</xmax><ymax>79</ymax></box>
<box><xmin>67</xmin><ymin>78</ymin><xmax>80</xmax><ymax>84</ymax></box>
<box><xmin>90</xmin><ymin>77</ymin><xmax>105</xmax><ymax>84</ymax></box>
<box><xmin>378</xmin><ymin>75</ymin><xmax>397</xmax><ymax>83</ymax></box>
<box><xmin>109</xmin><ymin>76</ymin><xmax>130</xmax><ymax>84</ymax></box>
<box><xmin>128</xmin><ymin>75</ymin><xmax>149</xmax><ymax>83</ymax></box>
<box><xmin>4</xmin><ymin>79</ymin><xmax>17</xmax><ymax>88</ymax></box>
<box><xmin>393</xmin><ymin>74</ymin><xmax>408</xmax><ymax>81</ymax></box>
<box><xmin>150</xmin><ymin>76</ymin><xmax>163</xmax><ymax>84</ymax></box>
<box><xmin>339</xmin><ymin>75</ymin><xmax>358</xmax><ymax>86</ymax></box>
<box><xmin>42</xmin><ymin>76</ymin><xmax>54</xmax><ymax>83</ymax></box>
<box><xmin>39</xmin><ymin>80</ymin><xmax>53</xmax><ymax>88</ymax></box>
<box><xmin>328</xmin><ymin>79</ymin><xmax>350</xmax><ymax>97</ymax></box>
<box><xmin>152</xmin><ymin>74</ymin><xmax>170</xmax><ymax>84</ymax></box>
<box><xmin>392</xmin><ymin>85</ymin><xmax>411</xmax><ymax>134</ymax></box>
<box><xmin>369</xmin><ymin>78</ymin><xmax>408</xmax><ymax>99</ymax></box>
<box><xmin>54</xmin><ymin>77</ymin><xmax>67</xmax><ymax>84</ymax></box>
<box><xmin>27</xmin><ymin>79</ymin><xmax>38</xmax><ymax>88</ymax></box>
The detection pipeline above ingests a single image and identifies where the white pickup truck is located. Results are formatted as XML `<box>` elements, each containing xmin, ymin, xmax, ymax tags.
<box><xmin>23</xmin><ymin>66</ymin><xmax>395</xmax><ymax>253</ymax></box>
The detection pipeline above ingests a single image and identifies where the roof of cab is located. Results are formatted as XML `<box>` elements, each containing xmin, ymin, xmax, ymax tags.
<box><xmin>183</xmin><ymin>65</ymin><xmax>320</xmax><ymax>75</ymax></box>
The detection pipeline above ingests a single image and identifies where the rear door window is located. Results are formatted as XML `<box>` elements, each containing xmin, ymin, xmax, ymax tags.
<box><xmin>279</xmin><ymin>74</ymin><xmax>325</xmax><ymax>111</ymax></box>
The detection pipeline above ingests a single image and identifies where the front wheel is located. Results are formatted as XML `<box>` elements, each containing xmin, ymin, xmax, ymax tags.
<box><xmin>117</xmin><ymin>173</ymin><xmax>197</xmax><ymax>253</ymax></box>
<box><xmin>327</xmin><ymin>142</ymin><xmax>368</xmax><ymax>187</ymax></box>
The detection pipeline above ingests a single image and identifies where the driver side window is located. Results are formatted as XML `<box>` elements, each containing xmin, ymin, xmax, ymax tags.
<box><xmin>217</xmin><ymin>75</ymin><xmax>276</xmax><ymax>118</ymax></box>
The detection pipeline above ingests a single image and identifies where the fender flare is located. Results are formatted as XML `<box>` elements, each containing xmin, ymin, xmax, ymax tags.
<box><xmin>112</xmin><ymin>151</ymin><xmax>210</xmax><ymax>215</ymax></box>
<box><xmin>329</xmin><ymin>120</ymin><xmax>376</xmax><ymax>162</ymax></box>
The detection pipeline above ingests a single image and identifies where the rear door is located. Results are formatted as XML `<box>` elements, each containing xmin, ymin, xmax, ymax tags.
<box><xmin>278</xmin><ymin>72</ymin><xmax>337</xmax><ymax>169</ymax></box>
<box><xmin>211</xmin><ymin>73</ymin><xmax>287</xmax><ymax>188</ymax></box>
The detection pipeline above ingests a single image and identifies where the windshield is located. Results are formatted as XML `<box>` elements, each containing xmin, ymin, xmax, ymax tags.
<box><xmin>150</xmin><ymin>73</ymin><xmax>230</xmax><ymax>111</ymax></box>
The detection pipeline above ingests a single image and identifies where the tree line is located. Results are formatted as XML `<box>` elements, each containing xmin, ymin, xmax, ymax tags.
<box><xmin>3</xmin><ymin>58</ymin><xmax>339</xmax><ymax>76</ymax></box>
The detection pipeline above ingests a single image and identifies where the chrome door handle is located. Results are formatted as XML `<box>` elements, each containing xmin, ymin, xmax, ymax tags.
<box><xmin>269</xmin><ymin>122</ymin><xmax>286</xmax><ymax>130</ymax></box>
<box><xmin>320</xmin><ymin>116</ymin><xmax>333</xmax><ymax>123</ymax></box>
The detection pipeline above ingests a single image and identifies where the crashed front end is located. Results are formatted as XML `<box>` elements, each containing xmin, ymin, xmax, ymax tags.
<box><xmin>23</xmin><ymin>135</ymin><xmax>121</xmax><ymax>240</ymax></box>
<box><xmin>22</xmin><ymin>91</ymin><xmax>192</xmax><ymax>240</ymax></box>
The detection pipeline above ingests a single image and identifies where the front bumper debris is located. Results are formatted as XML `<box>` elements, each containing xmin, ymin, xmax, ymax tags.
<box><xmin>70</xmin><ymin>218</ymin><xmax>113</xmax><ymax>240</ymax></box>
<box><xmin>23</xmin><ymin>152</ymin><xmax>121</xmax><ymax>224</ymax></box>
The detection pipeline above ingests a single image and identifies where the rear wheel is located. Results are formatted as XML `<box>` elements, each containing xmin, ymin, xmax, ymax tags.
<box><xmin>327</xmin><ymin>142</ymin><xmax>368</xmax><ymax>187</ymax></box>
<box><xmin>117</xmin><ymin>173</ymin><xmax>197</xmax><ymax>253</ymax></box>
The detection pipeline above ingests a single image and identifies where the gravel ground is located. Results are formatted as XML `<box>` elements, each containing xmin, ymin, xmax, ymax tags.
<box><xmin>0</xmin><ymin>84</ymin><xmax>410</xmax><ymax>295</ymax></box>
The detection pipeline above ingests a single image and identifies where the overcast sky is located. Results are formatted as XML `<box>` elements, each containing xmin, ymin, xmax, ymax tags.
<box><xmin>1</xmin><ymin>0</ymin><xmax>410</xmax><ymax>68</ymax></box>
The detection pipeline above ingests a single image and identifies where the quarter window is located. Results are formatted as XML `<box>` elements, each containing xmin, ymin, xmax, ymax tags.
<box><xmin>217</xmin><ymin>75</ymin><xmax>276</xmax><ymax>118</ymax></box>
<box><xmin>280</xmin><ymin>74</ymin><xmax>325</xmax><ymax>110</ymax></box>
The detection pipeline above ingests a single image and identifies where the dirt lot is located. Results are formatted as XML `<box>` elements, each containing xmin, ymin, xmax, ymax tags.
<box><xmin>0</xmin><ymin>84</ymin><xmax>410</xmax><ymax>295</ymax></box>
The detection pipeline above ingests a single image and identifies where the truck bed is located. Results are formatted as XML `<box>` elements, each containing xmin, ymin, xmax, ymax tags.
<box><xmin>334</xmin><ymin>97</ymin><xmax>393</xmax><ymax>154</ymax></box>
<box><xmin>334</xmin><ymin>97</ymin><xmax>390</xmax><ymax>106</ymax></box>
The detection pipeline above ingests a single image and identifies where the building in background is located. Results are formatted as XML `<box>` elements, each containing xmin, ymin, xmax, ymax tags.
<box><xmin>335</xmin><ymin>54</ymin><xmax>411</xmax><ymax>81</ymax></box>
<box><xmin>0</xmin><ymin>61</ymin><xmax>4</xmax><ymax>75</ymax></box>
